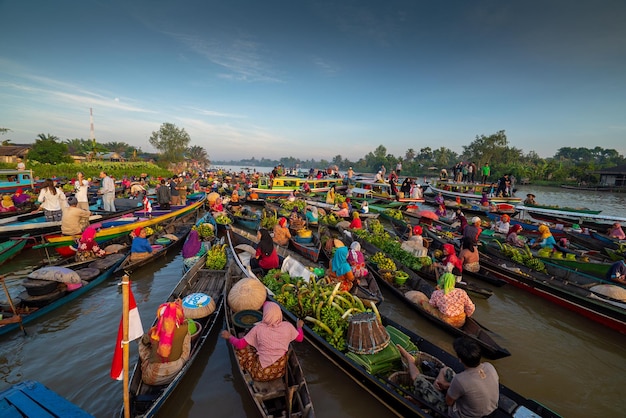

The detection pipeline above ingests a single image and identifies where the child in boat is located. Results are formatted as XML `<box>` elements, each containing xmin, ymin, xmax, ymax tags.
<box><xmin>221</xmin><ymin>301</ymin><xmax>304</xmax><ymax>381</ymax></box>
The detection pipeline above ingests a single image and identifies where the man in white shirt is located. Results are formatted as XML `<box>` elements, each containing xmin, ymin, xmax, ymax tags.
<box><xmin>74</xmin><ymin>171</ymin><xmax>90</xmax><ymax>210</ymax></box>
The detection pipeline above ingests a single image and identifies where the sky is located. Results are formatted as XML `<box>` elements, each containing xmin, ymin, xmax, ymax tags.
<box><xmin>1</xmin><ymin>0</ymin><xmax>625</xmax><ymax>162</ymax></box>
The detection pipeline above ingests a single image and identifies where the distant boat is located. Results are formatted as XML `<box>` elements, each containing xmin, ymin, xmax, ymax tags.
<box><xmin>427</xmin><ymin>179</ymin><xmax>522</xmax><ymax>204</ymax></box>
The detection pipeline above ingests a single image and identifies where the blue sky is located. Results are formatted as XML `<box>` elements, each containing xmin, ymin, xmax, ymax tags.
<box><xmin>1</xmin><ymin>0</ymin><xmax>625</xmax><ymax>161</ymax></box>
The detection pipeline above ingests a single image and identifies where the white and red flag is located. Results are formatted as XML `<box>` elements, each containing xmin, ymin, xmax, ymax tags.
<box><xmin>110</xmin><ymin>285</ymin><xmax>144</xmax><ymax>380</ymax></box>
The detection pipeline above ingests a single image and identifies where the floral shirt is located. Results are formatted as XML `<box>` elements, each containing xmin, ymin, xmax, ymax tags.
<box><xmin>429</xmin><ymin>289</ymin><xmax>475</xmax><ymax>318</ymax></box>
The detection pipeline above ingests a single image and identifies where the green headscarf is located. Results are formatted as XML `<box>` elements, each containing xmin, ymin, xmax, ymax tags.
<box><xmin>438</xmin><ymin>272</ymin><xmax>456</xmax><ymax>294</ymax></box>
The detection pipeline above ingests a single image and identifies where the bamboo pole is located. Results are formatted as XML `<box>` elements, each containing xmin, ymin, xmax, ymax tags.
<box><xmin>0</xmin><ymin>275</ymin><xmax>26</xmax><ymax>335</ymax></box>
<box><xmin>122</xmin><ymin>274</ymin><xmax>130</xmax><ymax>418</ymax></box>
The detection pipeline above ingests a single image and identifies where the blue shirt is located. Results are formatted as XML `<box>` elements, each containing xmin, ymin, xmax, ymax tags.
<box><xmin>131</xmin><ymin>237</ymin><xmax>153</xmax><ymax>253</ymax></box>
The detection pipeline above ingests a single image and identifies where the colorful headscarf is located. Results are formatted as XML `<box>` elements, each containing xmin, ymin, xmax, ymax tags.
<box><xmin>438</xmin><ymin>272</ymin><xmax>456</xmax><ymax>294</ymax></box>
<box><xmin>349</xmin><ymin>241</ymin><xmax>361</xmax><ymax>261</ymax></box>
<box><xmin>507</xmin><ymin>224</ymin><xmax>522</xmax><ymax>236</ymax></box>
<box><xmin>501</xmin><ymin>214</ymin><xmax>510</xmax><ymax>222</ymax></box>
<box><xmin>538</xmin><ymin>224</ymin><xmax>552</xmax><ymax>239</ymax></box>
<box><xmin>278</xmin><ymin>217</ymin><xmax>287</xmax><ymax>227</ymax></box>
<box><xmin>150</xmin><ymin>299</ymin><xmax>186</xmax><ymax>359</ymax></box>
<box><xmin>331</xmin><ymin>246</ymin><xmax>352</xmax><ymax>276</ymax></box>
<box><xmin>182</xmin><ymin>229</ymin><xmax>202</xmax><ymax>258</ymax></box>
<box><xmin>412</xmin><ymin>225</ymin><xmax>422</xmax><ymax>235</ymax></box>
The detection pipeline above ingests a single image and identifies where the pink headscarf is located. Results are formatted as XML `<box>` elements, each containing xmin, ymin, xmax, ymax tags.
<box><xmin>243</xmin><ymin>302</ymin><xmax>298</xmax><ymax>368</ymax></box>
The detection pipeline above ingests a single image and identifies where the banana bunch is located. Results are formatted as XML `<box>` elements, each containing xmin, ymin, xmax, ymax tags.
<box><xmin>144</xmin><ymin>227</ymin><xmax>155</xmax><ymax>236</ymax></box>
<box><xmin>368</xmin><ymin>219</ymin><xmax>386</xmax><ymax>235</ymax></box>
<box><xmin>206</xmin><ymin>243</ymin><xmax>228</xmax><ymax>270</ymax></box>
<box><xmin>215</xmin><ymin>214</ymin><xmax>232</xmax><ymax>224</ymax></box>
<box><xmin>383</xmin><ymin>209</ymin><xmax>404</xmax><ymax>220</ymax></box>
<box><xmin>370</xmin><ymin>252</ymin><xmax>396</xmax><ymax>271</ymax></box>
<box><xmin>321</xmin><ymin>213</ymin><xmax>339</xmax><ymax>226</ymax></box>
<box><xmin>195</xmin><ymin>223</ymin><xmax>214</xmax><ymax>239</ymax></box>
<box><xmin>261</xmin><ymin>209</ymin><xmax>278</xmax><ymax>229</ymax></box>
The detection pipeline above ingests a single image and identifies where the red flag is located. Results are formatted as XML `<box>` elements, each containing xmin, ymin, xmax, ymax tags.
<box><xmin>110</xmin><ymin>285</ymin><xmax>144</xmax><ymax>380</ymax></box>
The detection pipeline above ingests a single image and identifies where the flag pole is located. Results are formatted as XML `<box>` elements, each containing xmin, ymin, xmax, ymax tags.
<box><xmin>122</xmin><ymin>274</ymin><xmax>131</xmax><ymax>418</ymax></box>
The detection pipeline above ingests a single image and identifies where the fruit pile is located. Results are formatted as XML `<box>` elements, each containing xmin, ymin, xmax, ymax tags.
<box><xmin>214</xmin><ymin>214</ymin><xmax>232</xmax><ymax>225</ymax></box>
<box><xmin>383</xmin><ymin>208</ymin><xmax>404</xmax><ymax>220</ymax></box>
<box><xmin>205</xmin><ymin>243</ymin><xmax>228</xmax><ymax>270</ymax></box>
<box><xmin>195</xmin><ymin>222</ymin><xmax>214</xmax><ymax>239</ymax></box>
<box><xmin>496</xmin><ymin>241</ymin><xmax>546</xmax><ymax>273</ymax></box>
<box><xmin>143</xmin><ymin>227</ymin><xmax>155</xmax><ymax>236</ymax></box>
<box><xmin>370</xmin><ymin>252</ymin><xmax>396</xmax><ymax>271</ymax></box>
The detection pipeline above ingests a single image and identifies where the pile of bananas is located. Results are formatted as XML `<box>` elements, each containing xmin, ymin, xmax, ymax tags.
<box><xmin>368</xmin><ymin>219</ymin><xmax>386</xmax><ymax>235</ymax></box>
<box><xmin>320</xmin><ymin>213</ymin><xmax>339</xmax><ymax>226</ymax></box>
<box><xmin>496</xmin><ymin>241</ymin><xmax>546</xmax><ymax>273</ymax></box>
<box><xmin>205</xmin><ymin>243</ymin><xmax>228</xmax><ymax>270</ymax></box>
<box><xmin>195</xmin><ymin>223</ymin><xmax>214</xmax><ymax>239</ymax></box>
<box><xmin>383</xmin><ymin>209</ymin><xmax>404</xmax><ymax>220</ymax></box>
<box><xmin>280</xmin><ymin>199</ymin><xmax>306</xmax><ymax>212</ymax></box>
<box><xmin>214</xmin><ymin>214</ymin><xmax>232</xmax><ymax>225</ymax></box>
<box><xmin>260</xmin><ymin>210</ymin><xmax>278</xmax><ymax>229</ymax></box>
<box><xmin>143</xmin><ymin>227</ymin><xmax>155</xmax><ymax>236</ymax></box>
<box><xmin>370</xmin><ymin>251</ymin><xmax>396</xmax><ymax>271</ymax></box>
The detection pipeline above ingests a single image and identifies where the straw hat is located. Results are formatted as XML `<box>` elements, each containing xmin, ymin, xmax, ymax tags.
<box><xmin>333</xmin><ymin>238</ymin><xmax>345</xmax><ymax>248</ymax></box>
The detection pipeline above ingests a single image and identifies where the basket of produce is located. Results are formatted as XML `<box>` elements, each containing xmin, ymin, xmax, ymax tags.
<box><xmin>394</xmin><ymin>271</ymin><xmax>409</xmax><ymax>286</ymax></box>
<box><xmin>297</xmin><ymin>228</ymin><xmax>312</xmax><ymax>239</ymax></box>
<box><xmin>347</xmin><ymin>311</ymin><xmax>391</xmax><ymax>355</ymax></box>
<box><xmin>378</xmin><ymin>269</ymin><xmax>394</xmax><ymax>283</ymax></box>
<box><xmin>196</xmin><ymin>223</ymin><xmax>215</xmax><ymax>240</ymax></box>
<box><xmin>233</xmin><ymin>309</ymin><xmax>263</xmax><ymax>330</ymax></box>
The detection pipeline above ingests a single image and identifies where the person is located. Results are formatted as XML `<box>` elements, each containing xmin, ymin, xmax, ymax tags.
<box><xmin>99</xmin><ymin>171</ymin><xmax>116</xmax><ymax>212</ymax></box>
<box><xmin>463</xmin><ymin>217</ymin><xmax>482</xmax><ymax>246</ymax></box>
<box><xmin>346</xmin><ymin>167</ymin><xmax>354</xmax><ymax>184</ymax></box>
<box><xmin>347</xmin><ymin>241</ymin><xmax>368</xmax><ymax>278</ymax></box>
<box><xmin>608</xmin><ymin>223</ymin><xmax>626</xmax><ymax>240</ymax></box>
<box><xmin>176</xmin><ymin>176</ymin><xmax>188</xmax><ymax>205</ymax></box>
<box><xmin>130</xmin><ymin>227</ymin><xmax>153</xmax><ymax>261</ymax></box>
<box><xmin>495</xmin><ymin>174</ymin><xmax>509</xmax><ymax>197</ymax></box>
<box><xmin>532</xmin><ymin>224</ymin><xmax>556</xmax><ymax>249</ymax></box>
<box><xmin>211</xmin><ymin>196</ymin><xmax>224</xmax><ymax>213</ymax></box>
<box><xmin>440</xmin><ymin>168</ymin><xmax>448</xmax><ymax>181</ymax></box>
<box><xmin>494</xmin><ymin>214</ymin><xmax>510</xmax><ymax>234</ymax></box>
<box><xmin>380</xmin><ymin>164</ymin><xmax>386</xmax><ymax>178</ymax></box>
<box><xmin>251</xmin><ymin>228</ymin><xmax>280</xmax><ymax>271</ymax></box>
<box><xmin>349</xmin><ymin>211</ymin><xmax>362</xmax><ymax>229</ymax></box>
<box><xmin>411</xmin><ymin>183</ymin><xmax>423</xmax><ymax>199</ymax></box>
<box><xmin>401</xmin><ymin>225</ymin><xmax>427</xmax><ymax>257</ymax></box>
<box><xmin>442</xmin><ymin>337</ymin><xmax>499</xmax><ymax>417</ymax></box>
<box><xmin>33</xmin><ymin>178</ymin><xmax>66</xmax><ymax>221</ymax></box>
<box><xmin>221</xmin><ymin>301</ymin><xmax>304</xmax><ymax>381</ymax></box>
<box><xmin>434</xmin><ymin>192</ymin><xmax>444</xmax><ymax>206</ymax></box>
<box><xmin>16</xmin><ymin>158</ymin><xmax>25</xmax><ymax>170</ymax></box>
<box><xmin>325</xmin><ymin>185</ymin><xmax>336</xmax><ymax>205</ymax></box>
<box><xmin>606</xmin><ymin>259</ymin><xmax>626</xmax><ymax>285</ymax></box>
<box><xmin>435</xmin><ymin>204</ymin><xmax>447</xmax><ymax>218</ymax></box>
<box><xmin>74</xmin><ymin>172</ymin><xmax>90</xmax><ymax>211</ymax></box>
<box><xmin>61</xmin><ymin>196</ymin><xmax>91</xmax><ymax>235</ymax></box>
<box><xmin>231</xmin><ymin>185</ymin><xmax>241</xmax><ymax>205</ymax></box>
<box><xmin>182</xmin><ymin>229</ymin><xmax>207</xmax><ymax>269</ymax></box>
<box><xmin>451</xmin><ymin>207</ymin><xmax>467</xmax><ymax>233</ymax></box>
<box><xmin>360</xmin><ymin>200</ymin><xmax>369</xmax><ymax>214</ymax></box>
<box><xmin>273</xmin><ymin>217</ymin><xmax>291</xmax><ymax>246</ymax></box>
<box><xmin>12</xmin><ymin>188</ymin><xmax>31</xmax><ymax>207</ymax></box>
<box><xmin>139</xmin><ymin>299</ymin><xmax>191</xmax><ymax>385</ymax></box>
<box><xmin>328</xmin><ymin>241</ymin><xmax>355</xmax><ymax>291</ymax></box>
<box><xmin>438</xmin><ymin>243</ymin><xmax>464</xmax><ymax>281</ymax></box>
<box><xmin>458</xmin><ymin>236</ymin><xmax>480</xmax><ymax>273</ymax></box>
<box><xmin>374</xmin><ymin>171</ymin><xmax>384</xmax><ymax>182</ymax></box>
<box><xmin>302</xmin><ymin>181</ymin><xmax>311</xmax><ymax>194</ymax></box>
<box><xmin>480</xmin><ymin>163</ymin><xmax>490</xmax><ymax>184</ymax></box>
<box><xmin>74</xmin><ymin>226</ymin><xmax>106</xmax><ymax>262</ymax></box>
<box><xmin>130</xmin><ymin>180</ymin><xmax>146</xmax><ymax>197</ymax></box>
<box><xmin>479</xmin><ymin>192</ymin><xmax>489</xmax><ymax>207</ymax></box>
<box><xmin>305</xmin><ymin>206</ymin><xmax>318</xmax><ymax>225</ymax></box>
<box><xmin>156</xmin><ymin>179</ymin><xmax>171</xmax><ymax>209</ymax></box>
<box><xmin>335</xmin><ymin>202</ymin><xmax>349</xmax><ymax>218</ymax></box>
<box><xmin>170</xmin><ymin>177</ymin><xmax>181</xmax><ymax>206</ymax></box>
<box><xmin>0</xmin><ymin>195</ymin><xmax>15</xmax><ymax>212</ymax></box>
<box><xmin>524</xmin><ymin>193</ymin><xmax>537</xmax><ymax>205</ymax></box>
<box><xmin>287</xmin><ymin>189</ymin><xmax>297</xmax><ymax>202</ymax></box>
<box><xmin>389</xmin><ymin>170</ymin><xmax>399</xmax><ymax>196</ymax></box>
<box><xmin>506</xmin><ymin>224</ymin><xmax>525</xmax><ymax>247</ymax></box>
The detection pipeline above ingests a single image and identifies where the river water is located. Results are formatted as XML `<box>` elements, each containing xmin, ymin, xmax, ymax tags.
<box><xmin>1</xmin><ymin>186</ymin><xmax>625</xmax><ymax>418</ymax></box>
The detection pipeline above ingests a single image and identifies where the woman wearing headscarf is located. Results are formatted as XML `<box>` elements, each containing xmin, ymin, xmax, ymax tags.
<box><xmin>328</xmin><ymin>241</ymin><xmax>355</xmax><ymax>291</ymax></box>
<box><xmin>437</xmin><ymin>243</ymin><xmax>463</xmax><ymax>282</ymax></box>
<box><xmin>494</xmin><ymin>214</ymin><xmax>510</xmax><ymax>234</ymax></box>
<box><xmin>608</xmin><ymin>223</ymin><xmax>626</xmax><ymax>240</ymax></box>
<box><xmin>221</xmin><ymin>301</ymin><xmax>304</xmax><ymax>381</ymax></box>
<box><xmin>506</xmin><ymin>224</ymin><xmax>525</xmax><ymax>247</ymax></box>
<box><xmin>75</xmin><ymin>226</ymin><xmax>106</xmax><ymax>262</ymax></box>
<box><xmin>12</xmin><ymin>188</ymin><xmax>31</xmax><ymax>206</ymax></box>
<box><xmin>335</xmin><ymin>202</ymin><xmax>349</xmax><ymax>217</ymax></box>
<box><xmin>325</xmin><ymin>185</ymin><xmax>336</xmax><ymax>205</ymax></box>
<box><xmin>251</xmin><ymin>228</ymin><xmax>280</xmax><ymax>271</ymax></box>
<box><xmin>401</xmin><ymin>225</ymin><xmax>427</xmax><ymax>257</ymax></box>
<box><xmin>272</xmin><ymin>217</ymin><xmax>291</xmax><ymax>246</ymax></box>
<box><xmin>347</xmin><ymin>241</ymin><xmax>368</xmax><ymax>278</ymax></box>
<box><xmin>305</xmin><ymin>206</ymin><xmax>318</xmax><ymax>225</ymax></box>
<box><xmin>130</xmin><ymin>227</ymin><xmax>154</xmax><ymax>261</ymax></box>
<box><xmin>349</xmin><ymin>211</ymin><xmax>362</xmax><ymax>229</ymax></box>
<box><xmin>182</xmin><ymin>229</ymin><xmax>206</xmax><ymax>269</ymax></box>
<box><xmin>33</xmin><ymin>178</ymin><xmax>66</xmax><ymax>221</ymax></box>
<box><xmin>532</xmin><ymin>224</ymin><xmax>556</xmax><ymax>250</ymax></box>
<box><xmin>458</xmin><ymin>236</ymin><xmax>480</xmax><ymax>273</ymax></box>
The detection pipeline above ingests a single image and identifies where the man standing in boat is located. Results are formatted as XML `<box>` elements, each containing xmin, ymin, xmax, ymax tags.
<box><xmin>99</xmin><ymin>171</ymin><xmax>116</xmax><ymax>212</ymax></box>
<box><xmin>480</xmin><ymin>163</ymin><xmax>490</xmax><ymax>184</ymax></box>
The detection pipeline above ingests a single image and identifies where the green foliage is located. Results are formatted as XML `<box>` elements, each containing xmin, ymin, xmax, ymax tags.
<box><xmin>28</xmin><ymin>134</ymin><xmax>73</xmax><ymax>164</ymax></box>
<box><xmin>18</xmin><ymin>161</ymin><xmax>171</xmax><ymax>180</ymax></box>
<box><xmin>149</xmin><ymin>123</ymin><xmax>191</xmax><ymax>164</ymax></box>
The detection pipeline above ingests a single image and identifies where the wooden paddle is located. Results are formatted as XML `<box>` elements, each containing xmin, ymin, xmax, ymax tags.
<box><xmin>0</xmin><ymin>275</ymin><xmax>26</xmax><ymax>335</ymax></box>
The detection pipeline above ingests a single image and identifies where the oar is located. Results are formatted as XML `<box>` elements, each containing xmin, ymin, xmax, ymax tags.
<box><xmin>0</xmin><ymin>276</ymin><xmax>27</xmax><ymax>336</ymax></box>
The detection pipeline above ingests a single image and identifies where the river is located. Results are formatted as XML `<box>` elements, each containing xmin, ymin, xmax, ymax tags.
<box><xmin>1</xmin><ymin>186</ymin><xmax>625</xmax><ymax>418</ymax></box>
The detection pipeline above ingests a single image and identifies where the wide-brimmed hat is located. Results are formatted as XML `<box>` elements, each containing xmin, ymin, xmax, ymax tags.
<box><xmin>526</xmin><ymin>193</ymin><xmax>535</xmax><ymax>198</ymax></box>
<box><xmin>333</xmin><ymin>239</ymin><xmax>344</xmax><ymax>248</ymax></box>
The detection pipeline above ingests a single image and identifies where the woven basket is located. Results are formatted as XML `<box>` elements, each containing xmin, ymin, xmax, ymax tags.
<box><xmin>347</xmin><ymin>312</ymin><xmax>390</xmax><ymax>355</ymax></box>
<box><xmin>182</xmin><ymin>293</ymin><xmax>216</xmax><ymax>319</ymax></box>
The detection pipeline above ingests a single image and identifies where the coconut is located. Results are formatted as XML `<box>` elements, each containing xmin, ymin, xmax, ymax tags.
<box><xmin>228</xmin><ymin>277</ymin><xmax>267</xmax><ymax>312</ymax></box>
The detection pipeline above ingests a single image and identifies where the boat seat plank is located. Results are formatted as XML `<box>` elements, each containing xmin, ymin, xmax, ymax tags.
<box><xmin>3</xmin><ymin>381</ymin><xmax>93</xmax><ymax>418</ymax></box>
<box><xmin>4</xmin><ymin>390</ymin><xmax>59</xmax><ymax>417</ymax></box>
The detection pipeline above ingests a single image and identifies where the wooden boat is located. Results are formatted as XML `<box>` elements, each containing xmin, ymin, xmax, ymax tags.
<box><xmin>424</xmin><ymin>195</ymin><xmax>519</xmax><ymax>217</ymax></box>
<box><xmin>228</xmin><ymin>205</ymin><xmax>262</xmax><ymax>230</ymax></box>
<box><xmin>289</xmin><ymin>225</ymin><xmax>323</xmax><ymax>263</ymax></box>
<box><xmin>123</xmin><ymin>254</ymin><xmax>229</xmax><ymax>418</ymax></box>
<box><xmin>0</xmin><ymin>169</ymin><xmax>39</xmax><ymax>194</ymax></box>
<box><xmin>523</xmin><ymin>203</ymin><xmax>602</xmax><ymax>215</ymax></box>
<box><xmin>303</xmin><ymin>199</ymin><xmax>380</xmax><ymax>220</ymax></box>
<box><xmin>427</xmin><ymin>179</ymin><xmax>522</xmax><ymax>204</ymax></box>
<box><xmin>352</xmin><ymin>179</ymin><xmax>425</xmax><ymax>204</ymax></box>
<box><xmin>0</xmin><ymin>252</ymin><xmax>126</xmax><ymax>337</ymax></box>
<box><xmin>235</xmin><ymin>248</ymin><xmax>558</xmax><ymax>417</ymax></box>
<box><xmin>41</xmin><ymin>194</ymin><xmax>206</xmax><ymax>249</ymax></box>
<box><xmin>0</xmin><ymin>234</ymin><xmax>30</xmax><ymax>266</ymax></box>
<box><xmin>249</xmin><ymin>175</ymin><xmax>345</xmax><ymax>199</ymax></box>
<box><xmin>559</xmin><ymin>184</ymin><xmax>615</xmax><ymax>192</ymax></box>
<box><xmin>516</xmin><ymin>204</ymin><xmax>626</xmax><ymax>231</ymax></box>
<box><xmin>228</xmin><ymin>224</ymin><xmax>383</xmax><ymax>308</ymax></box>
<box><xmin>224</xmin><ymin>256</ymin><xmax>315</xmax><ymax>418</ymax></box>
<box><xmin>0</xmin><ymin>380</ymin><xmax>93</xmax><ymax>417</ymax></box>
<box><xmin>478</xmin><ymin>243</ymin><xmax>626</xmax><ymax>334</ymax></box>
<box><xmin>114</xmin><ymin>214</ymin><xmax>195</xmax><ymax>276</ymax></box>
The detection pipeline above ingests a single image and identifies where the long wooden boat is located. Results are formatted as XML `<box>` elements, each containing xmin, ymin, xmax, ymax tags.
<box><xmin>427</xmin><ymin>180</ymin><xmax>522</xmax><ymax>204</ymax></box>
<box><xmin>0</xmin><ymin>252</ymin><xmax>126</xmax><ymax>337</ymax></box>
<box><xmin>249</xmin><ymin>175</ymin><xmax>345</xmax><ymax>199</ymax></box>
<box><xmin>0</xmin><ymin>169</ymin><xmax>39</xmax><ymax>194</ymax></box>
<box><xmin>0</xmin><ymin>380</ymin><xmax>93</xmax><ymax>417</ymax></box>
<box><xmin>123</xmin><ymin>254</ymin><xmax>228</xmax><ymax>418</ymax></box>
<box><xmin>114</xmin><ymin>215</ymin><xmax>194</xmax><ymax>276</ymax></box>
<box><xmin>424</xmin><ymin>195</ymin><xmax>518</xmax><ymax>217</ymax></box>
<box><xmin>41</xmin><ymin>194</ymin><xmax>206</xmax><ymax>249</ymax></box>
<box><xmin>228</xmin><ymin>205</ymin><xmax>262</xmax><ymax>230</ymax></box>
<box><xmin>353</xmin><ymin>179</ymin><xmax>425</xmax><ymax>204</ymax></box>
<box><xmin>289</xmin><ymin>226</ymin><xmax>323</xmax><ymax>263</ymax></box>
<box><xmin>523</xmin><ymin>203</ymin><xmax>602</xmax><ymax>215</ymax></box>
<box><xmin>559</xmin><ymin>184</ymin><xmax>616</xmax><ymax>192</ymax></box>
<box><xmin>516</xmin><ymin>204</ymin><xmax>626</xmax><ymax>230</ymax></box>
<box><xmin>0</xmin><ymin>234</ymin><xmax>30</xmax><ymax>266</ymax></box>
<box><xmin>233</xmin><ymin>246</ymin><xmax>558</xmax><ymax>417</ymax></box>
<box><xmin>478</xmin><ymin>244</ymin><xmax>626</xmax><ymax>334</ymax></box>
<box><xmin>224</xmin><ymin>257</ymin><xmax>315</xmax><ymax>418</ymax></box>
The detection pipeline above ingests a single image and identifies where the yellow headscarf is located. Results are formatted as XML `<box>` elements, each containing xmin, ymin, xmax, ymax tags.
<box><xmin>538</xmin><ymin>224</ymin><xmax>552</xmax><ymax>239</ymax></box>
